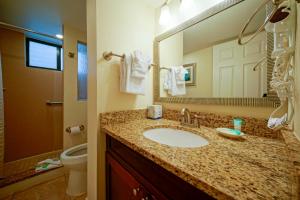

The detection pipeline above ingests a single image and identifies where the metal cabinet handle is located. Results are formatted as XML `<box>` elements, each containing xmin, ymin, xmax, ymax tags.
<box><xmin>46</xmin><ymin>100</ymin><xmax>63</xmax><ymax>106</ymax></box>
<box><xmin>132</xmin><ymin>187</ymin><xmax>140</xmax><ymax>196</ymax></box>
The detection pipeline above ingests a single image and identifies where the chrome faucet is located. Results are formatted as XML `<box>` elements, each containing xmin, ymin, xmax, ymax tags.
<box><xmin>181</xmin><ymin>108</ymin><xmax>191</xmax><ymax>125</ymax></box>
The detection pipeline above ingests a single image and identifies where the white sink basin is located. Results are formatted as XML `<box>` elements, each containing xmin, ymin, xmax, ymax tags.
<box><xmin>143</xmin><ymin>128</ymin><xmax>209</xmax><ymax>148</ymax></box>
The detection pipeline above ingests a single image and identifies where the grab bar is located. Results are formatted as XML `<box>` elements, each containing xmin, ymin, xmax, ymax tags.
<box><xmin>46</xmin><ymin>100</ymin><xmax>63</xmax><ymax>106</ymax></box>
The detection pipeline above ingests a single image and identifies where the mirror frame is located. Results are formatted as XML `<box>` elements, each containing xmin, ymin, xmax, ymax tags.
<box><xmin>153</xmin><ymin>0</ymin><xmax>280</xmax><ymax>107</ymax></box>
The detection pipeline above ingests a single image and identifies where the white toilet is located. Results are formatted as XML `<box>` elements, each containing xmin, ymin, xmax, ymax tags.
<box><xmin>60</xmin><ymin>143</ymin><xmax>87</xmax><ymax>197</ymax></box>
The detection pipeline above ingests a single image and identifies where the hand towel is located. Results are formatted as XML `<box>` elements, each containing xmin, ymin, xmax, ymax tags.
<box><xmin>168</xmin><ymin>67</ymin><xmax>186</xmax><ymax>96</ymax></box>
<box><xmin>267</xmin><ymin>113</ymin><xmax>287</xmax><ymax>130</ymax></box>
<box><xmin>120</xmin><ymin>54</ymin><xmax>146</xmax><ymax>95</ymax></box>
<box><xmin>163</xmin><ymin>70</ymin><xmax>171</xmax><ymax>90</ymax></box>
<box><xmin>131</xmin><ymin>50</ymin><xmax>151</xmax><ymax>79</ymax></box>
<box><xmin>174</xmin><ymin>66</ymin><xmax>188</xmax><ymax>85</ymax></box>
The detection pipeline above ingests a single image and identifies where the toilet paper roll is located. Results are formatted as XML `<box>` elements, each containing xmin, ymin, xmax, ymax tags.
<box><xmin>67</xmin><ymin>126</ymin><xmax>82</xmax><ymax>135</ymax></box>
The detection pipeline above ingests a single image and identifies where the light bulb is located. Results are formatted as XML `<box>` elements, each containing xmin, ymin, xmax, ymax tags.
<box><xmin>55</xmin><ymin>34</ymin><xmax>63</xmax><ymax>39</ymax></box>
<box><xmin>159</xmin><ymin>4</ymin><xmax>171</xmax><ymax>26</ymax></box>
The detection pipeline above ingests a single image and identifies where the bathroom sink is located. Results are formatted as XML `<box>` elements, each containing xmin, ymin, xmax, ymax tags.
<box><xmin>143</xmin><ymin>128</ymin><xmax>209</xmax><ymax>148</ymax></box>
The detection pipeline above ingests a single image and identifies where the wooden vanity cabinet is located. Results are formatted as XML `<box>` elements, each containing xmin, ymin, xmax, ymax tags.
<box><xmin>107</xmin><ymin>153</ymin><xmax>160</xmax><ymax>200</ymax></box>
<box><xmin>106</xmin><ymin>135</ymin><xmax>215</xmax><ymax>200</ymax></box>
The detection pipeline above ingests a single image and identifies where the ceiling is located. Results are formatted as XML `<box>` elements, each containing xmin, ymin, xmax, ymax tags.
<box><xmin>0</xmin><ymin>0</ymin><xmax>163</xmax><ymax>37</ymax></box>
<box><xmin>0</xmin><ymin>0</ymin><xmax>86</xmax><ymax>37</ymax></box>
<box><xmin>183</xmin><ymin>0</ymin><xmax>265</xmax><ymax>54</ymax></box>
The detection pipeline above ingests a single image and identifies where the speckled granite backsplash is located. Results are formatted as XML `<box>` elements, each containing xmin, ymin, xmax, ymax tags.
<box><xmin>100</xmin><ymin>108</ymin><xmax>281</xmax><ymax>139</ymax></box>
<box><xmin>163</xmin><ymin>109</ymin><xmax>282</xmax><ymax>139</ymax></box>
<box><xmin>99</xmin><ymin>109</ymin><xmax>147</xmax><ymax>125</ymax></box>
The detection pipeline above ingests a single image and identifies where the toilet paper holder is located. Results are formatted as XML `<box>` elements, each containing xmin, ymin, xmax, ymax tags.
<box><xmin>66</xmin><ymin>125</ymin><xmax>85</xmax><ymax>133</ymax></box>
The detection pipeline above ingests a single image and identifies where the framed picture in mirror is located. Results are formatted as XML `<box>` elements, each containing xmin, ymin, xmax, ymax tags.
<box><xmin>183</xmin><ymin>63</ymin><xmax>196</xmax><ymax>86</ymax></box>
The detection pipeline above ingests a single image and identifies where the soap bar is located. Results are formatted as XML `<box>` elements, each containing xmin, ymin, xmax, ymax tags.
<box><xmin>216</xmin><ymin>128</ymin><xmax>245</xmax><ymax>139</ymax></box>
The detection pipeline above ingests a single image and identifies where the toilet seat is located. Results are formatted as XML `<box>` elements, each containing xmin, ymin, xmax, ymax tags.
<box><xmin>61</xmin><ymin>143</ymin><xmax>87</xmax><ymax>166</ymax></box>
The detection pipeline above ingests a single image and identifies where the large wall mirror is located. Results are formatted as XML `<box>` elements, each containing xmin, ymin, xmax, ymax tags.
<box><xmin>154</xmin><ymin>0</ymin><xmax>280</xmax><ymax>107</ymax></box>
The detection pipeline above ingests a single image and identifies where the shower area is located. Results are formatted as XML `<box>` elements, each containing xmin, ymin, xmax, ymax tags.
<box><xmin>0</xmin><ymin>25</ymin><xmax>63</xmax><ymax>187</ymax></box>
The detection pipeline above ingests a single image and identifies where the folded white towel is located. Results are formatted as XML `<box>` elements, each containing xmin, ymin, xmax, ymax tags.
<box><xmin>168</xmin><ymin>67</ymin><xmax>186</xmax><ymax>96</ymax></box>
<box><xmin>267</xmin><ymin>113</ymin><xmax>287</xmax><ymax>130</ymax></box>
<box><xmin>35</xmin><ymin>159</ymin><xmax>62</xmax><ymax>172</ymax></box>
<box><xmin>131</xmin><ymin>50</ymin><xmax>151</xmax><ymax>79</ymax></box>
<box><xmin>163</xmin><ymin>70</ymin><xmax>171</xmax><ymax>90</ymax></box>
<box><xmin>120</xmin><ymin>54</ymin><xmax>146</xmax><ymax>95</ymax></box>
<box><xmin>174</xmin><ymin>66</ymin><xmax>188</xmax><ymax>85</ymax></box>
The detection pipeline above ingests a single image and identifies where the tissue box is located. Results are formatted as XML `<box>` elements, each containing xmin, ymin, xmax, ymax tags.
<box><xmin>147</xmin><ymin>105</ymin><xmax>162</xmax><ymax>119</ymax></box>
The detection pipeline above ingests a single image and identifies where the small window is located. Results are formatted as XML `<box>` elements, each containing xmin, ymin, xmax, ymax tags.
<box><xmin>77</xmin><ymin>42</ymin><xmax>88</xmax><ymax>100</ymax></box>
<box><xmin>26</xmin><ymin>38</ymin><xmax>62</xmax><ymax>71</ymax></box>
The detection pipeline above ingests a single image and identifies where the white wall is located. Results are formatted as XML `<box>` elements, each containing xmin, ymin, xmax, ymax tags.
<box><xmin>63</xmin><ymin>25</ymin><xmax>87</xmax><ymax>149</ymax></box>
<box><xmin>86</xmin><ymin>0</ymin><xmax>98</xmax><ymax>199</ymax></box>
<box><xmin>97</xmin><ymin>0</ymin><xmax>155</xmax><ymax>114</ymax></box>
<box><xmin>86</xmin><ymin>0</ymin><xmax>156</xmax><ymax>199</ymax></box>
<box><xmin>183</xmin><ymin>47</ymin><xmax>213</xmax><ymax>97</ymax></box>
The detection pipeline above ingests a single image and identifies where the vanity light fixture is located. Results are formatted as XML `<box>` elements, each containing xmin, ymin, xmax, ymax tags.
<box><xmin>159</xmin><ymin>0</ymin><xmax>195</xmax><ymax>26</ymax></box>
<box><xmin>159</xmin><ymin>1</ymin><xmax>171</xmax><ymax>26</ymax></box>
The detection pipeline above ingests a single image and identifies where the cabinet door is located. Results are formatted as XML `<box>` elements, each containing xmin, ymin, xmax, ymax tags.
<box><xmin>107</xmin><ymin>153</ymin><xmax>142</xmax><ymax>200</ymax></box>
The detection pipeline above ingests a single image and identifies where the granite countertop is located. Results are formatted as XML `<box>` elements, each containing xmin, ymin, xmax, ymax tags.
<box><xmin>102</xmin><ymin>119</ymin><xmax>297</xmax><ymax>200</ymax></box>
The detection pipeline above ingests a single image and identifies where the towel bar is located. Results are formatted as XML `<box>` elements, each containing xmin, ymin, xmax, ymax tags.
<box><xmin>103</xmin><ymin>51</ymin><xmax>125</xmax><ymax>61</ymax></box>
<box><xmin>160</xmin><ymin>67</ymin><xmax>171</xmax><ymax>71</ymax></box>
<box><xmin>103</xmin><ymin>51</ymin><xmax>157</xmax><ymax>69</ymax></box>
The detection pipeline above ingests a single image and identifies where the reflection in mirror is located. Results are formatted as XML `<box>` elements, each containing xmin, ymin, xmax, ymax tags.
<box><xmin>159</xmin><ymin>0</ymin><xmax>268</xmax><ymax>98</ymax></box>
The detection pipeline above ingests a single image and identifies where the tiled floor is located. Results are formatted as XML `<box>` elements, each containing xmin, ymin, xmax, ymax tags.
<box><xmin>0</xmin><ymin>167</ymin><xmax>63</xmax><ymax>188</ymax></box>
<box><xmin>0</xmin><ymin>150</ymin><xmax>62</xmax><ymax>188</ymax></box>
<box><xmin>1</xmin><ymin>176</ymin><xmax>86</xmax><ymax>200</ymax></box>
<box><xmin>1</xmin><ymin>150</ymin><xmax>62</xmax><ymax>177</ymax></box>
